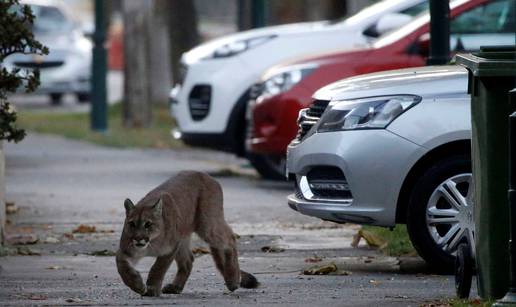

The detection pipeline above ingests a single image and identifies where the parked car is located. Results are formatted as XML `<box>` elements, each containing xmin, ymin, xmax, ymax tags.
<box><xmin>3</xmin><ymin>0</ymin><xmax>92</xmax><ymax>105</ymax></box>
<box><xmin>169</xmin><ymin>0</ymin><xmax>429</xmax><ymax>156</ymax></box>
<box><xmin>248</xmin><ymin>0</ymin><xmax>514</xmax><ymax>179</ymax></box>
<box><xmin>286</xmin><ymin>65</ymin><xmax>473</xmax><ymax>270</ymax></box>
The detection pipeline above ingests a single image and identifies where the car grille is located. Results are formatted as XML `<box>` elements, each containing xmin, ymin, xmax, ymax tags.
<box><xmin>306</xmin><ymin>166</ymin><xmax>352</xmax><ymax>199</ymax></box>
<box><xmin>296</xmin><ymin>99</ymin><xmax>330</xmax><ymax>141</ymax></box>
<box><xmin>188</xmin><ymin>85</ymin><xmax>211</xmax><ymax>121</ymax></box>
<box><xmin>14</xmin><ymin>60</ymin><xmax>64</xmax><ymax>69</ymax></box>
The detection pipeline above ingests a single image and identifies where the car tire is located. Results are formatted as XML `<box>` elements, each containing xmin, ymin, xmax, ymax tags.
<box><xmin>406</xmin><ymin>155</ymin><xmax>473</xmax><ymax>272</ymax></box>
<box><xmin>50</xmin><ymin>93</ymin><xmax>63</xmax><ymax>105</ymax></box>
<box><xmin>247</xmin><ymin>153</ymin><xmax>286</xmax><ymax>181</ymax></box>
<box><xmin>76</xmin><ymin>92</ymin><xmax>90</xmax><ymax>104</ymax></box>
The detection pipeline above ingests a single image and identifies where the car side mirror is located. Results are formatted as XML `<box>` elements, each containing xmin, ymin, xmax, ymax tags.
<box><xmin>375</xmin><ymin>13</ymin><xmax>413</xmax><ymax>36</ymax></box>
<box><xmin>409</xmin><ymin>33</ymin><xmax>430</xmax><ymax>58</ymax></box>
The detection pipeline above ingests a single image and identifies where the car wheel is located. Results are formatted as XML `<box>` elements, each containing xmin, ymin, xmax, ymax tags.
<box><xmin>247</xmin><ymin>153</ymin><xmax>286</xmax><ymax>180</ymax></box>
<box><xmin>406</xmin><ymin>156</ymin><xmax>473</xmax><ymax>272</ymax></box>
<box><xmin>76</xmin><ymin>92</ymin><xmax>90</xmax><ymax>104</ymax></box>
<box><xmin>50</xmin><ymin>93</ymin><xmax>63</xmax><ymax>105</ymax></box>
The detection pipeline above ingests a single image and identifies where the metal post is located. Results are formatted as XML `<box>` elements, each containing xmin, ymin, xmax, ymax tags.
<box><xmin>91</xmin><ymin>0</ymin><xmax>107</xmax><ymax>131</ymax></box>
<box><xmin>427</xmin><ymin>0</ymin><xmax>450</xmax><ymax>65</ymax></box>
<box><xmin>251</xmin><ymin>0</ymin><xmax>267</xmax><ymax>28</ymax></box>
<box><xmin>495</xmin><ymin>89</ymin><xmax>516</xmax><ymax>306</ymax></box>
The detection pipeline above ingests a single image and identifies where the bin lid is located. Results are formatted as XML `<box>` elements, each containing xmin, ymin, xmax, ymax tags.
<box><xmin>455</xmin><ymin>45</ymin><xmax>516</xmax><ymax>77</ymax></box>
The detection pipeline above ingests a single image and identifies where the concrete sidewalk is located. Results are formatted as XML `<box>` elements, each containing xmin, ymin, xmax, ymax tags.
<box><xmin>0</xmin><ymin>134</ymin><xmax>464</xmax><ymax>306</ymax></box>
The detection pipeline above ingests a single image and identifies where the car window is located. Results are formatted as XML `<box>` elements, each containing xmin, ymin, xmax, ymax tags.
<box><xmin>400</xmin><ymin>2</ymin><xmax>429</xmax><ymax>17</ymax></box>
<box><xmin>451</xmin><ymin>0</ymin><xmax>515</xmax><ymax>34</ymax></box>
<box><xmin>31</xmin><ymin>5</ymin><xmax>71</xmax><ymax>34</ymax></box>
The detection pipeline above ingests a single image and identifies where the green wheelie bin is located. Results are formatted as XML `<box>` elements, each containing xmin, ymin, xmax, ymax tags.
<box><xmin>456</xmin><ymin>46</ymin><xmax>516</xmax><ymax>299</ymax></box>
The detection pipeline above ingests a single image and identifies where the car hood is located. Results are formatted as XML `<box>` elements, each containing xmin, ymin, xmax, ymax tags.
<box><xmin>182</xmin><ymin>21</ymin><xmax>335</xmax><ymax>64</ymax></box>
<box><xmin>313</xmin><ymin>65</ymin><xmax>469</xmax><ymax>101</ymax></box>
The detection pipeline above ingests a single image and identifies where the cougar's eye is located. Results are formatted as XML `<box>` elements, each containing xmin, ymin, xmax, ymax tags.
<box><xmin>144</xmin><ymin>221</ymin><xmax>152</xmax><ymax>229</ymax></box>
<box><xmin>128</xmin><ymin>221</ymin><xmax>136</xmax><ymax>228</ymax></box>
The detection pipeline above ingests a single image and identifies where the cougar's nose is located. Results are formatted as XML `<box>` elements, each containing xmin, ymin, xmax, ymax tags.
<box><xmin>133</xmin><ymin>238</ymin><xmax>148</xmax><ymax>247</ymax></box>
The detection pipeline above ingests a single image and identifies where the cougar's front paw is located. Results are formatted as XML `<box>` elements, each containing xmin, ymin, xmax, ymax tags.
<box><xmin>143</xmin><ymin>285</ymin><xmax>161</xmax><ymax>297</ymax></box>
<box><xmin>226</xmin><ymin>282</ymin><xmax>239</xmax><ymax>292</ymax></box>
<box><xmin>162</xmin><ymin>283</ymin><xmax>183</xmax><ymax>294</ymax></box>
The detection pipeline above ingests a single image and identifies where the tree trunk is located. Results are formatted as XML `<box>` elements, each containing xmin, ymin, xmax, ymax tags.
<box><xmin>167</xmin><ymin>0</ymin><xmax>200</xmax><ymax>84</ymax></box>
<box><xmin>122</xmin><ymin>0</ymin><xmax>152</xmax><ymax>127</ymax></box>
<box><xmin>0</xmin><ymin>142</ymin><xmax>5</xmax><ymax>246</ymax></box>
<box><xmin>147</xmin><ymin>0</ymin><xmax>172</xmax><ymax>105</ymax></box>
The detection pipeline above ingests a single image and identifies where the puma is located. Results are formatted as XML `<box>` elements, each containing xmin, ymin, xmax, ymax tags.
<box><xmin>116</xmin><ymin>171</ymin><xmax>259</xmax><ymax>296</ymax></box>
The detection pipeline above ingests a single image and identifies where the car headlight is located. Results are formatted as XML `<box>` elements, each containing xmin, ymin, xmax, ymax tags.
<box><xmin>261</xmin><ymin>64</ymin><xmax>318</xmax><ymax>98</ymax></box>
<box><xmin>212</xmin><ymin>35</ymin><xmax>276</xmax><ymax>58</ymax></box>
<box><xmin>317</xmin><ymin>95</ymin><xmax>421</xmax><ymax>132</ymax></box>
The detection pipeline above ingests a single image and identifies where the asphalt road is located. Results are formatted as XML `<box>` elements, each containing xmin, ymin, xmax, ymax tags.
<box><xmin>0</xmin><ymin>133</ymin><xmax>467</xmax><ymax>306</ymax></box>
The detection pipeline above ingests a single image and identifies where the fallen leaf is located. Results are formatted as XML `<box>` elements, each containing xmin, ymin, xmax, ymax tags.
<box><xmin>90</xmin><ymin>249</ymin><xmax>116</xmax><ymax>256</ymax></box>
<box><xmin>16</xmin><ymin>247</ymin><xmax>41</xmax><ymax>256</ymax></box>
<box><xmin>46</xmin><ymin>266</ymin><xmax>62</xmax><ymax>270</ymax></box>
<box><xmin>63</xmin><ymin>233</ymin><xmax>75</xmax><ymax>240</ymax></box>
<box><xmin>98</xmin><ymin>229</ymin><xmax>115</xmax><ymax>233</ymax></box>
<box><xmin>72</xmin><ymin>224</ymin><xmax>96</xmax><ymax>234</ymax></box>
<box><xmin>350</xmin><ymin>229</ymin><xmax>387</xmax><ymax>249</ymax></box>
<box><xmin>6</xmin><ymin>202</ymin><xmax>18</xmax><ymax>214</ymax></box>
<box><xmin>303</xmin><ymin>263</ymin><xmax>338</xmax><ymax>275</ymax></box>
<box><xmin>304</xmin><ymin>255</ymin><xmax>323</xmax><ymax>263</ymax></box>
<box><xmin>43</xmin><ymin>237</ymin><xmax>60</xmax><ymax>244</ymax></box>
<box><xmin>369</xmin><ymin>279</ymin><xmax>381</xmax><ymax>286</ymax></box>
<box><xmin>261</xmin><ymin>245</ymin><xmax>285</xmax><ymax>253</ymax></box>
<box><xmin>65</xmin><ymin>298</ymin><xmax>83</xmax><ymax>303</ymax></box>
<box><xmin>6</xmin><ymin>234</ymin><xmax>38</xmax><ymax>245</ymax></box>
<box><xmin>192</xmin><ymin>247</ymin><xmax>210</xmax><ymax>255</ymax></box>
<box><xmin>28</xmin><ymin>294</ymin><xmax>47</xmax><ymax>300</ymax></box>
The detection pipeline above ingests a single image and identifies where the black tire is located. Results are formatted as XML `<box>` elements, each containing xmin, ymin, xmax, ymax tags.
<box><xmin>406</xmin><ymin>155</ymin><xmax>472</xmax><ymax>272</ymax></box>
<box><xmin>76</xmin><ymin>92</ymin><xmax>90</xmax><ymax>104</ymax></box>
<box><xmin>247</xmin><ymin>153</ymin><xmax>286</xmax><ymax>181</ymax></box>
<box><xmin>49</xmin><ymin>93</ymin><xmax>63</xmax><ymax>105</ymax></box>
<box><xmin>455</xmin><ymin>242</ymin><xmax>473</xmax><ymax>299</ymax></box>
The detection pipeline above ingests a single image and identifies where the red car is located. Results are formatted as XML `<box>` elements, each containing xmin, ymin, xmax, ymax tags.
<box><xmin>247</xmin><ymin>0</ymin><xmax>513</xmax><ymax>179</ymax></box>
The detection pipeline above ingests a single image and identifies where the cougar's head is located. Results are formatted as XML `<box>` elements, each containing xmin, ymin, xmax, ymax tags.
<box><xmin>123</xmin><ymin>198</ymin><xmax>164</xmax><ymax>250</ymax></box>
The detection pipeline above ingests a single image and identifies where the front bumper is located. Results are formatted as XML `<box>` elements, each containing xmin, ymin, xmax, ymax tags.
<box><xmin>286</xmin><ymin>129</ymin><xmax>425</xmax><ymax>226</ymax></box>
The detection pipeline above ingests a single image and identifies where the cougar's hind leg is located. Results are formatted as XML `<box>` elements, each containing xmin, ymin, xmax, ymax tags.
<box><xmin>200</xmin><ymin>224</ymin><xmax>241</xmax><ymax>292</ymax></box>
<box><xmin>162</xmin><ymin>239</ymin><xmax>194</xmax><ymax>294</ymax></box>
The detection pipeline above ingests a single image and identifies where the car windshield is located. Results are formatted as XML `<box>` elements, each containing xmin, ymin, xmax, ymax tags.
<box><xmin>373</xmin><ymin>0</ymin><xmax>469</xmax><ymax>49</ymax></box>
<box><xmin>31</xmin><ymin>4</ymin><xmax>72</xmax><ymax>34</ymax></box>
<box><xmin>335</xmin><ymin>0</ymin><xmax>426</xmax><ymax>26</ymax></box>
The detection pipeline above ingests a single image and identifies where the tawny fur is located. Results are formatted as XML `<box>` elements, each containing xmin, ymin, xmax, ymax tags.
<box><xmin>116</xmin><ymin>171</ymin><xmax>258</xmax><ymax>296</ymax></box>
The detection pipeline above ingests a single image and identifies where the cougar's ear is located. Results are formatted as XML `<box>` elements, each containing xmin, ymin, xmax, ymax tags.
<box><xmin>124</xmin><ymin>198</ymin><xmax>135</xmax><ymax>215</ymax></box>
<box><xmin>153</xmin><ymin>197</ymin><xmax>163</xmax><ymax>217</ymax></box>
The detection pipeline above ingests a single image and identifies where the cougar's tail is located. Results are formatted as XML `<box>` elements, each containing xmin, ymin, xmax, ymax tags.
<box><xmin>240</xmin><ymin>270</ymin><xmax>259</xmax><ymax>288</ymax></box>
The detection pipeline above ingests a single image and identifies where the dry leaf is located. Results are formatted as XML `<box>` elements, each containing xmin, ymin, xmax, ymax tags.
<box><xmin>369</xmin><ymin>279</ymin><xmax>381</xmax><ymax>286</ymax></box>
<box><xmin>43</xmin><ymin>237</ymin><xmax>60</xmax><ymax>244</ymax></box>
<box><xmin>65</xmin><ymin>298</ymin><xmax>83</xmax><ymax>303</ymax></box>
<box><xmin>6</xmin><ymin>202</ymin><xmax>18</xmax><ymax>214</ymax></box>
<box><xmin>304</xmin><ymin>255</ymin><xmax>323</xmax><ymax>263</ymax></box>
<box><xmin>6</xmin><ymin>234</ymin><xmax>38</xmax><ymax>245</ymax></box>
<box><xmin>90</xmin><ymin>249</ymin><xmax>116</xmax><ymax>256</ymax></box>
<box><xmin>28</xmin><ymin>294</ymin><xmax>47</xmax><ymax>300</ymax></box>
<box><xmin>261</xmin><ymin>245</ymin><xmax>285</xmax><ymax>253</ymax></box>
<box><xmin>351</xmin><ymin>229</ymin><xmax>387</xmax><ymax>249</ymax></box>
<box><xmin>192</xmin><ymin>247</ymin><xmax>210</xmax><ymax>255</ymax></box>
<box><xmin>303</xmin><ymin>263</ymin><xmax>338</xmax><ymax>275</ymax></box>
<box><xmin>16</xmin><ymin>247</ymin><xmax>41</xmax><ymax>256</ymax></box>
<box><xmin>63</xmin><ymin>233</ymin><xmax>75</xmax><ymax>240</ymax></box>
<box><xmin>72</xmin><ymin>224</ymin><xmax>96</xmax><ymax>234</ymax></box>
<box><xmin>46</xmin><ymin>266</ymin><xmax>62</xmax><ymax>270</ymax></box>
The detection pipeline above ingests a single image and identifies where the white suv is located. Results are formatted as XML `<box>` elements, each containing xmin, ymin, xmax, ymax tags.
<box><xmin>286</xmin><ymin>65</ymin><xmax>473</xmax><ymax>270</ymax></box>
<box><xmin>170</xmin><ymin>0</ymin><xmax>428</xmax><ymax>156</ymax></box>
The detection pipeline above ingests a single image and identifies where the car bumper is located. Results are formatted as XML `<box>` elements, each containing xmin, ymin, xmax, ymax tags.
<box><xmin>286</xmin><ymin>129</ymin><xmax>425</xmax><ymax>226</ymax></box>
